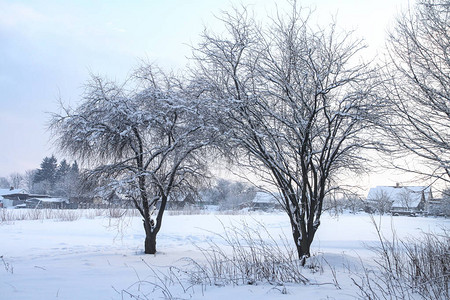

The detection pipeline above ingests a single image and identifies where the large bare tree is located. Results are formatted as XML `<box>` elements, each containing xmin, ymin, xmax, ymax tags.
<box><xmin>384</xmin><ymin>0</ymin><xmax>450</xmax><ymax>183</ymax></box>
<box><xmin>50</xmin><ymin>66</ymin><xmax>214</xmax><ymax>254</ymax></box>
<box><xmin>192</xmin><ymin>4</ymin><xmax>381</xmax><ymax>264</ymax></box>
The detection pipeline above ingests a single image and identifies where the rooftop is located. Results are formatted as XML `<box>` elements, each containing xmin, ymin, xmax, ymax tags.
<box><xmin>367</xmin><ymin>185</ymin><xmax>431</xmax><ymax>208</ymax></box>
<box><xmin>0</xmin><ymin>188</ymin><xmax>27</xmax><ymax>196</ymax></box>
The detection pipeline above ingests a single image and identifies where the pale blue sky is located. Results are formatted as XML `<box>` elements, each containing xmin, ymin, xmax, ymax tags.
<box><xmin>0</xmin><ymin>0</ymin><xmax>409</xmax><ymax>185</ymax></box>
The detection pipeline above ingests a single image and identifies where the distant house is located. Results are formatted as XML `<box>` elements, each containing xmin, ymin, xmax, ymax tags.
<box><xmin>251</xmin><ymin>192</ymin><xmax>282</xmax><ymax>211</ymax></box>
<box><xmin>0</xmin><ymin>188</ymin><xmax>28</xmax><ymax>207</ymax></box>
<box><xmin>366</xmin><ymin>184</ymin><xmax>432</xmax><ymax>215</ymax></box>
<box><xmin>167</xmin><ymin>193</ymin><xmax>197</xmax><ymax>210</ymax></box>
<box><xmin>0</xmin><ymin>188</ymin><xmax>72</xmax><ymax>209</ymax></box>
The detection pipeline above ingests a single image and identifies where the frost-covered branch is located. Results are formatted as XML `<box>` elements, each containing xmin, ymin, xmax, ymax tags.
<box><xmin>191</xmin><ymin>2</ymin><xmax>382</xmax><ymax>264</ymax></box>
<box><xmin>50</xmin><ymin>65</ymin><xmax>217</xmax><ymax>254</ymax></box>
<box><xmin>383</xmin><ymin>0</ymin><xmax>450</xmax><ymax>183</ymax></box>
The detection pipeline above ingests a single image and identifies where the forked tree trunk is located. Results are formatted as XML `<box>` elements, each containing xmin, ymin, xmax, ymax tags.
<box><xmin>289</xmin><ymin>219</ymin><xmax>311</xmax><ymax>266</ymax></box>
<box><xmin>142</xmin><ymin>194</ymin><xmax>167</xmax><ymax>254</ymax></box>
<box><xmin>286</xmin><ymin>200</ymin><xmax>321</xmax><ymax>266</ymax></box>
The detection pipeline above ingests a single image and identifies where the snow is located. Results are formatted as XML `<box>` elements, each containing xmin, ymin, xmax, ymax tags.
<box><xmin>0</xmin><ymin>189</ymin><xmax>27</xmax><ymax>196</ymax></box>
<box><xmin>0</xmin><ymin>210</ymin><xmax>447</xmax><ymax>300</ymax></box>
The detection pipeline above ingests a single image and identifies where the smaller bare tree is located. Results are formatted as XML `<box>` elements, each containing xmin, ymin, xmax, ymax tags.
<box><xmin>8</xmin><ymin>173</ymin><xmax>23</xmax><ymax>190</ymax></box>
<box><xmin>50</xmin><ymin>65</ymin><xmax>215</xmax><ymax>254</ymax></box>
<box><xmin>370</xmin><ymin>190</ymin><xmax>393</xmax><ymax>215</ymax></box>
<box><xmin>22</xmin><ymin>170</ymin><xmax>36</xmax><ymax>192</ymax></box>
<box><xmin>398</xmin><ymin>189</ymin><xmax>414</xmax><ymax>211</ymax></box>
<box><xmin>0</xmin><ymin>177</ymin><xmax>10</xmax><ymax>189</ymax></box>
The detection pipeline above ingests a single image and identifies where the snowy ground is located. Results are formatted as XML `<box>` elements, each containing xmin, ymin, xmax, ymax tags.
<box><xmin>0</xmin><ymin>210</ymin><xmax>448</xmax><ymax>300</ymax></box>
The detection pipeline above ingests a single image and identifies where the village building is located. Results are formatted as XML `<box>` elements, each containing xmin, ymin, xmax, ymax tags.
<box><xmin>0</xmin><ymin>188</ymin><xmax>28</xmax><ymax>207</ymax></box>
<box><xmin>0</xmin><ymin>187</ymin><xmax>70</xmax><ymax>209</ymax></box>
<box><xmin>366</xmin><ymin>184</ymin><xmax>432</xmax><ymax>215</ymax></box>
<box><xmin>251</xmin><ymin>192</ymin><xmax>282</xmax><ymax>211</ymax></box>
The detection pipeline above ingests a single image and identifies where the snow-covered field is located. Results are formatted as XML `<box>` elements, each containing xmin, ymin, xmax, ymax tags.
<box><xmin>1</xmin><ymin>210</ymin><xmax>448</xmax><ymax>300</ymax></box>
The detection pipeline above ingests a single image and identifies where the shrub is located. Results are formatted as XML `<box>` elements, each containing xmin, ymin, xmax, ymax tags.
<box><xmin>352</xmin><ymin>217</ymin><xmax>449</xmax><ymax>300</ymax></box>
<box><xmin>185</xmin><ymin>219</ymin><xmax>309</xmax><ymax>286</ymax></box>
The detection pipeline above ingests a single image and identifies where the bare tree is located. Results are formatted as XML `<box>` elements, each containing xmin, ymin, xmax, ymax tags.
<box><xmin>398</xmin><ymin>188</ymin><xmax>415</xmax><ymax>210</ymax></box>
<box><xmin>384</xmin><ymin>0</ymin><xmax>450</xmax><ymax>183</ymax></box>
<box><xmin>23</xmin><ymin>170</ymin><xmax>36</xmax><ymax>192</ymax></box>
<box><xmin>0</xmin><ymin>177</ymin><xmax>10</xmax><ymax>189</ymax></box>
<box><xmin>192</xmin><ymin>4</ymin><xmax>381</xmax><ymax>264</ymax></box>
<box><xmin>370</xmin><ymin>190</ymin><xmax>393</xmax><ymax>214</ymax></box>
<box><xmin>206</xmin><ymin>179</ymin><xmax>256</xmax><ymax>210</ymax></box>
<box><xmin>50</xmin><ymin>65</ymin><xmax>214</xmax><ymax>254</ymax></box>
<box><xmin>8</xmin><ymin>173</ymin><xmax>23</xmax><ymax>190</ymax></box>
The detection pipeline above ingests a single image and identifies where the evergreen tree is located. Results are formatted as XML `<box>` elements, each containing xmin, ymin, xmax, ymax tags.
<box><xmin>64</xmin><ymin>161</ymin><xmax>82</xmax><ymax>199</ymax></box>
<box><xmin>56</xmin><ymin>159</ymin><xmax>70</xmax><ymax>182</ymax></box>
<box><xmin>71</xmin><ymin>161</ymin><xmax>79</xmax><ymax>175</ymax></box>
<box><xmin>33</xmin><ymin>155</ymin><xmax>58</xmax><ymax>194</ymax></box>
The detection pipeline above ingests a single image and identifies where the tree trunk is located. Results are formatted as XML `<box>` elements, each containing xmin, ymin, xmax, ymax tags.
<box><xmin>143</xmin><ymin>219</ymin><xmax>157</xmax><ymax>254</ymax></box>
<box><xmin>289</xmin><ymin>219</ymin><xmax>311</xmax><ymax>266</ymax></box>
<box><xmin>299</xmin><ymin>239</ymin><xmax>311</xmax><ymax>266</ymax></box>
<box><xmin>142</xmin><ymin>195</ymin><xmax>167</xmax><ymax>254</ymax></box>
<box><xmin>144</xmin><ymin>230</ymin><xmax>157</xmax><ymax>254</ymax></box>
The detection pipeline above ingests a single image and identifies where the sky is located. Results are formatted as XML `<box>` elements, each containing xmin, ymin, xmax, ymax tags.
<box><xmin>0</xmin><ymin>0</ymin><xmax>411</xmax><ymax>189</ymax></box>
